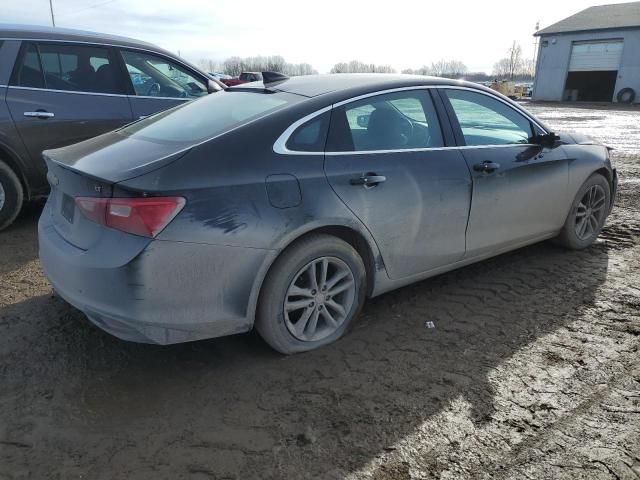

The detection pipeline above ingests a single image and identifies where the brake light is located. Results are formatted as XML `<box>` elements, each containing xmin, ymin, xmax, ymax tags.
<box><xmin>75</xmin><ymin>196</ymin><xmax>185</xmax><ymax>238</ymax></box>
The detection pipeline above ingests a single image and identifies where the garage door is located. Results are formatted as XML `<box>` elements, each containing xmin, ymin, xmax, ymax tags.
<box><xmin>568</xmin><ymin>40</ymin><xmax>624</xmax><ymax>71</ymax></box>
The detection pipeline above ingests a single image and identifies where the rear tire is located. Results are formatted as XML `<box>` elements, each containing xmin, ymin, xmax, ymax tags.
<box><xmin>0</xmin><ymin>160</ymin><xmax>24</xmax><ymax>232</ymax></box>
<box><xmin>555</xmin><ymin>173</ymin><xmax>610</xmax><ymax>250</ymax></box>
<box><xmin>256</xmin><ymin>234</ymin><xmax>366</xmax><ymax>354</ymax></box>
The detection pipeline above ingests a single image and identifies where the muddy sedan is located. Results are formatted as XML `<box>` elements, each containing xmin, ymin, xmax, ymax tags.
<box><xmin>38</xmin><ymin>73</ymin><xmax>617</xmax><ymax>354</ymax></box>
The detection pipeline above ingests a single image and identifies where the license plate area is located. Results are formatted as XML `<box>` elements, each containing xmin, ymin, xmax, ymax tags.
<box><xmin>61</xmin><ymin>194</ymin><xmax>75</xmax><ymax>224</ymax></box>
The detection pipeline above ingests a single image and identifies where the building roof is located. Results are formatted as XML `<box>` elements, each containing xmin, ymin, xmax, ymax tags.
<box><xmin>535</xmin><ymin>1</ymin><xmax>640</xmax><ymax>36</ymax></box>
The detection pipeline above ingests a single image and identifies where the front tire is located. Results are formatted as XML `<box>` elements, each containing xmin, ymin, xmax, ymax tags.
<box><xmin>556</xmin><ymin>173</ymin><xmax>610</xmax><ymax>249</ymax></box>
<box><xmin>256</xmin><ymin>234</ymin><xmax>366</xmax><ymax>354</ymax></box>
<box><xmin>0</xmin><ymin>160</ymin><xmax>24</xmax><ymax>232</ymax></box>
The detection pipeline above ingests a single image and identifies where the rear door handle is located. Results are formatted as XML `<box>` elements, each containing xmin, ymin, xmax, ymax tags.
<box><xmin>24</xmin><ymin>110</ymin><xmax>55</xmax><ymax>119</ymax></box>
<box><xmin>350</xmin><ymin>174</ymin><xmax>387</xmax><ymax>187</ymax></box>
<box><xmin>473</xmin><ymin>161</ymin><xmax>500</xmax><ymax>173</ymax></box>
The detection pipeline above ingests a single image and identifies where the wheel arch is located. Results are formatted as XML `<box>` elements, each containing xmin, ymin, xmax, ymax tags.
<box><xmin>0</xmin><ymin>142</ymin><xmax>30</xmax><ymax>199</ymax></box>
<box><xmin>245</xmin><ymin>222</ymin><xmax>385</xmax><ymax>327</ymax></box>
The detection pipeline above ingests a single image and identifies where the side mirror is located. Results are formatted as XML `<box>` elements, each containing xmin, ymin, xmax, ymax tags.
<box><xmin>534</xmin><ymin>132</ymin><xmax>560</xmax><ymax>147</ymax></box>
<box><xmin>207</xmin><ymin>78</ymin><xmax>225</xmax><ymax>93</ymax></box>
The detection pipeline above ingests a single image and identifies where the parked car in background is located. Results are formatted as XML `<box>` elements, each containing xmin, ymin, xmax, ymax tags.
<box><xmin>490</xmin><ymin>80</ymin><xmax>518</xmax><ymax>99</ymax></box>
<box><xmin>39</xmin><ymin>73</ymin><xmax>617</xmax><ymax>354</ymax></box>
<box><xmin>0</xmin><ymin>24</ymin><xmax>224</xmax><ymax>231</ymax></box>
<box><xmin>220</xmin><ymin>71</ymin><xmax>263</xmax><ymax>87</ymax></box>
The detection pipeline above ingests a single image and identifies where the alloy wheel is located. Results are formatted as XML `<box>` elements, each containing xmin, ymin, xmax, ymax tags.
<box><xmin>0</xmin><ymin>181</ymin><xmax>5</xmax><ymax>211</ymax></box>
<box><xmin>575</xmin><ymin>184</ymin><xmax>606</xmax><ymax>241</ymax></box>
<box><xmin>284</xmin><ymin>256</ymin><xmax>356</xmax><ymax>342</ymax></box>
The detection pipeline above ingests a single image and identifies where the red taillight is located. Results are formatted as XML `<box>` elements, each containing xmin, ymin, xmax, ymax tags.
<box><xmin>75</xmin><ymin>196</ymin><xmax>185</xmax><ymax>238</ymax></box>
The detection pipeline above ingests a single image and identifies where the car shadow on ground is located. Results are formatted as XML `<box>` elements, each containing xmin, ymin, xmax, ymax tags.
<box><xmin>0</xmin><ymin>240</ymin><xmax>610</xmax><ymax>478</ymax></box>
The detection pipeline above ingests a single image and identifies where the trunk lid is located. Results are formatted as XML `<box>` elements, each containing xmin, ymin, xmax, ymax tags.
<box><xmin>43</xmin><ymin>130</ymin><xmax>190</xmax><ymax>250</ymax></box>
<box><xmin>43</xmin><ymin>130</ymin><xmax>191</xmax><ymax>184</ymax></box>
<box><xmin>44</xmin><ymin>158</ymin><xmax>114</xmax><ymax>250</ymax></box>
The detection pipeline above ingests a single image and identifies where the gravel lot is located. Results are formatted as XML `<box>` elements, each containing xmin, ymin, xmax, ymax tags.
<box><xmin>1</xmin><ymin>103</ymin><xmax>639</xmax><ymax>479</ymax></box>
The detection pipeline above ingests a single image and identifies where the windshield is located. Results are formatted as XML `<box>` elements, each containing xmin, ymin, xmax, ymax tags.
<box><xmin>120</xmin><ymin>90</ymin><xmax>300</xmax><ymax>144</ymax></box>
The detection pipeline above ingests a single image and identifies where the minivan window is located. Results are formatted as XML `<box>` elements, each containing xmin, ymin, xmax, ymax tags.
<box><xmin>35</xmin><ymin>43</ymin><xmax>123</xmax><ymax>94</ymax></box>
<box><xmin>120</xmin><ymin>90</ymin><xmax>299</xmax><ymax>144</ymax></box>
<box><xmin>444</xmin><ymin>89</ymin><xmax>534</xmax><ymax>146</ymax></box>
<box><xmin>11</xmin><ymin>43</ymin><xmax>45</xmax><ymax>88</ymax></box>
<box><xmin>121</xmin><ymin>50</ymin><xmax>207</xmax><ymax>99</ymax></box>
<box><xmin>327</xmin><ymin>90</ymin><xmax>444</xmax><ymax>152</ymax></box>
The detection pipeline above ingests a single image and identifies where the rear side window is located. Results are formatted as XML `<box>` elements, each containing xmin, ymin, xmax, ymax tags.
<box><xmin>121</xmin><ymin>90</ymin><xmax>300</xmax><ymax>144</ymax></box>
<box><xmin>327</xmin><ymin>90</ymin><xmax>444</xmax><ymax>152</ymax></box>
<box><xmin>11</xmin><ymin>42</ymin><xmax>123</xmax><ymax>94</ymax></box>
<box><xmin>11</xmin><ymin>43</ymin><xmax>45</xmax><ymax>88</ymax></box>
<box><xmin>285</xmin><ymin>111</ymin><xmax>330</xmax><ymax>152</ymax></box>
<box><xmin>444</xmin><ymin>89</ymin><xmax>534</xmax><ymax>146</ymax></box>
<box><xmin>38</xmin><ymin>43</ymin><xmax>123</xmax><ymax>94</ymax></box>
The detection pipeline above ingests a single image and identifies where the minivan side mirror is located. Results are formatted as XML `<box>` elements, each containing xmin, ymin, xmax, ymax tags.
<box><xmin>207</xmin><ymin>78</ymin><xmax>225</xmax><ymax>93</ymax></box>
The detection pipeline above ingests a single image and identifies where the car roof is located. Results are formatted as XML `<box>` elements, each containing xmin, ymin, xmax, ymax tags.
<box><xmin>235</xmin><ymin>73</ymin><xmax>485</xmax><ymax>98</ymax></box>
<box><xmin>0</xmin><ymin>24</ymin><xmax>161</xmax><ymax>51</ymax></box>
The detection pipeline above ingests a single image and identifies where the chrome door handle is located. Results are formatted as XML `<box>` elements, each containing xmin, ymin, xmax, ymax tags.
<box><xmin>24</xmin><ymin>111</ymin><xmax>55</xmax><ymax>119</ymax></box>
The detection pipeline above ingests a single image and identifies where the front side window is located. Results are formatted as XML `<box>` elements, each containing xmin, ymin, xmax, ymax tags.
<box><xmin>444</xmin><ymin>89</ymin><xmax>533</xmax><ymax>146</ymax></box>
<box><xmin>327</xmin><ymin>90</ymin><xmax>444</xmax><ymax>152</ymax></box>
<box><xmin>120</xmin><ymin>90</ymin><xmax>299</xmax><ymax>144</ymax></box>
<box><xmin>121</xmin><ymin>50</ymin><xmax>207</xmax><ymax>99</ymax></box>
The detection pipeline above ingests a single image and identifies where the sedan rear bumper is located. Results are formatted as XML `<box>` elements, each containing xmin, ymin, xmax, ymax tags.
<box><xmin>39</xmin><ymin>204</ymin><xmax>275</xmax><ymax>344</ymax></box>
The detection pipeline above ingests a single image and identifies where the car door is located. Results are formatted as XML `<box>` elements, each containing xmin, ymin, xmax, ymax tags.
<box><xmin>323</xmin><ymin>89</ymin><xmax>472</xmax><ymax>280</ymax></box>
<box><xmin>5</xmin><ymin>41</ymin><xmax>133</xmax><ymax>181</ymax></box>
<box><xmin>439</xmin><ymin>88</ymin><xmax>568</xmax><ymax>257</ymax></box>
<box><xmin>118</xmin><ymin>49</ymin><xmax>209</xmax><ymax>119</ymax></box>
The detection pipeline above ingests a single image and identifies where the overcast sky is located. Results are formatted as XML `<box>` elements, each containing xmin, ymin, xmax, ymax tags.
<box><xmin>2</xmin><ymin>0</ymin><xmax>632</xmax><ymax>73</ymax></box>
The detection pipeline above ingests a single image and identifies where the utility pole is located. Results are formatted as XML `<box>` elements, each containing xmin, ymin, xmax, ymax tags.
<box><xmin>533</xmin><ymin>21</ymin><xmax>540</xmax><ymax>72</ymax></box>
<box><xmin>49</xmin><ymin>0</ymin><xmax>56</xmax><ymax>27</ymax></box>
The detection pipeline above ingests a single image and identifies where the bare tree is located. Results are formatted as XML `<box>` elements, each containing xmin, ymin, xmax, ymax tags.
<box><xmin>220</xmin><ymin>55</ymin><xmax>317</xmax><ymax>76</ymax></box>
<box><xmin>493</xmin><ymin>41</ymin><xmax>524</xmax><ymax>79</ymax></box>
<box><xmin>402</xmin><ymin>60</ymin><xmax>467</xmax><ymax>78</ymax></box>
<box><xmin>330</xmin><ymin>60</ymin><xmax>396</xmax><ymax>74</ymax></box>
<box><xmin>197</xmin><ymin>58</ymin><xmax>222</xmax><ymax>73</ymax></box>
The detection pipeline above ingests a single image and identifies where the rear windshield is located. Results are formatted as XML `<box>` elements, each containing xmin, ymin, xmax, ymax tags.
<box><xmin>120</xmin><ymin>90</ymin><xmax>300</xmax><ymax>144</ymax></box>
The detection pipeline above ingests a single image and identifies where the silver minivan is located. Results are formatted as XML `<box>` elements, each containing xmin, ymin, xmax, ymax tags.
<box><xmin>0</xmin><ymin>24</ymin><xmax>223</xmax><ymax>230</ymax></box>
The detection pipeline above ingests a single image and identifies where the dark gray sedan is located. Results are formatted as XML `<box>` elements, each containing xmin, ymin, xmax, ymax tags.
<box><xmin>38</xmin><ymin>73</ymin><xmax>617</xmax><ymax>354</ymax></box>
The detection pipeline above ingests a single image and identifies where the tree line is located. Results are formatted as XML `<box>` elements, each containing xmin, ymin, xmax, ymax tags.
<box><xmin>197</xmin><ymin>42</ymin><xmax>534</xmax><ymax>80</ymax></box>
<box><xmin>198</xmin><ymin>55</ymin><xmax>317</xmax><ymax>77</ymax></box>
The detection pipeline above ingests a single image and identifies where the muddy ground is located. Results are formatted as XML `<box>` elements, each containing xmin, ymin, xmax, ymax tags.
<box><xmin>1</xmin><ymin>103</ymin><xmax>639</xmax><ymax>479</ymax></box>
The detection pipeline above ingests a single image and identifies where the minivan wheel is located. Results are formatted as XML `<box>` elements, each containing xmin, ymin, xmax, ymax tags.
<box><xmin>256</xmin><ymin>234</ymin><xmax>366</xmax><ymax>354</ymax></box>
<box><xmin>0</xmin><ymin>160</ymin><xmax>24</xmax><ymax>232</ymax></box>
<box><xmin>555</xmin><ymin>173</ymin><xmax>610</xmax><ymax>250</ymax></box>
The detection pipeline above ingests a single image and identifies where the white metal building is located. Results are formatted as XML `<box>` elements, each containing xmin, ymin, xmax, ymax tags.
<box><xmin>533</xmin><ymin>2</ymin><xmax>640</xmax><ymax>103</ymax></box>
